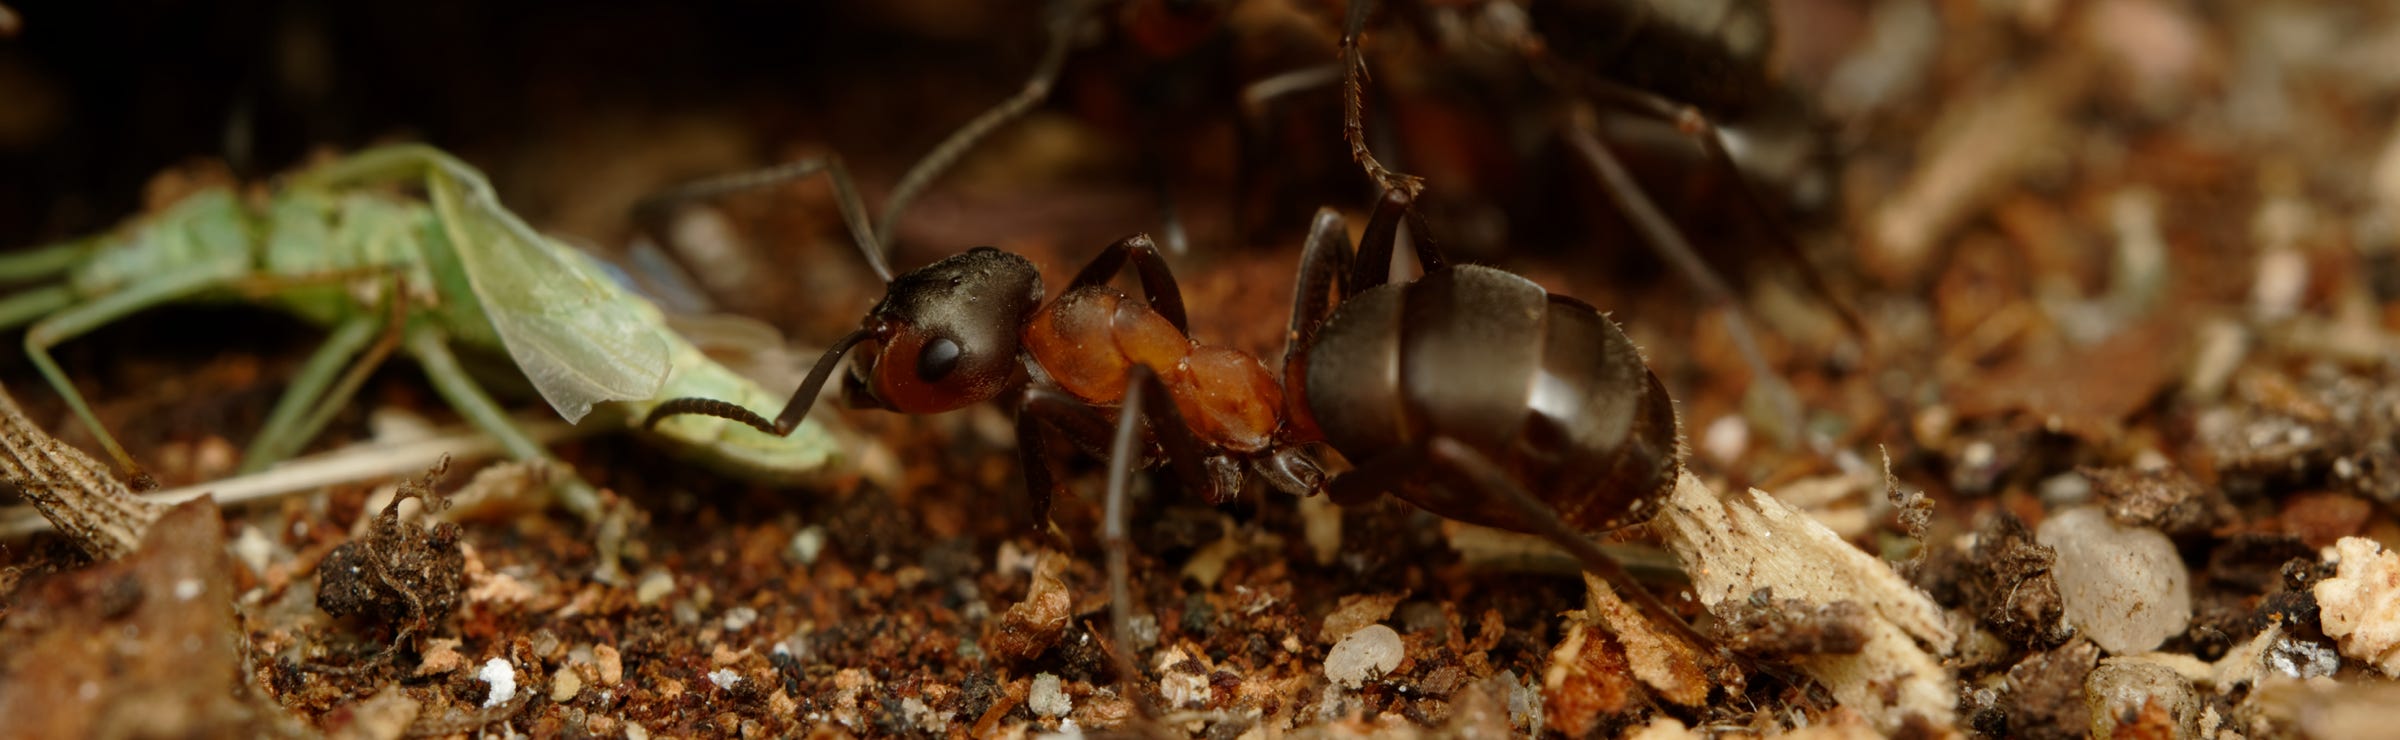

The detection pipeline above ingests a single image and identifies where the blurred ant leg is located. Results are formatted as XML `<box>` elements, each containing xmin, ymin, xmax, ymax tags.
<box><xmin>1349</xmin><ymin>189</ymin><xmax>1447</xmax><ymax>291</ymax></box>
<box><xmin>1539</xmin><ymin>53</ymin><xmax>1869</xmax><ymax>342</ymax></box>
<box><xmin>874</xmin><ymin>0</ymin><xmax>1089</xmax><ymax>249</ymax></box>
<box><xmin>23</xmin><ymin>266</ymin><xmax>245</xmax><ymax>485</ymax></box>
<box><xmin>1561</xmin><ymin>116</ymin><xmax>1803</xmax><ymax>443</ymax></box>
<box><xmin>1014</xmin><ymin>387</ymin><xmax>1115</xmax><ymax>534</ymax></box>
<box><xmin>403</xmin><ymin>325</ymin><xmax>602</xmax><ymax>522</ymax></box>
<box><xmin>1067</xmin><ymin>233</ymin><xmax>1190</xmax><ymax>332</ymax></box>
<box><xmin>644</xmin><ymin>327</ymin><xmax>877</xmax><ymax>435</ymax></box>
<box><xmin>1101</xmin><ymin>364</ymin><xmax>1225</xmax><ymax>718</ymax></box>
<box><xmin>1234</xmin><ymin>63</ymin><xmax>1343</xmax><ymax>238</ymax></box>
<box><xmin>634</xmin><ymin>155</ymin><xmax>891</xmax><ymax>284</ymax></box>
<box><xmin>1339</xmin><ymin>0</ymin><xmax>1423</xmax><ymax>198</ymax></box>
<box><xmin>1281</xmin><ymin>208</ymin><xmax>1355</xmax><ymax>372</ymax></box>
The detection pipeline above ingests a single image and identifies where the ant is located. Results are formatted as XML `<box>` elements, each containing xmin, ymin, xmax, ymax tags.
<box><xmin>642</xmin><ymin>179</ymin><xmax>1714</xmax><ymax>718</ymax></box>
<box><xmin>855</xmin><ymin>0</ymin><xmax>1864</xmax><ymax>454</ymax></box>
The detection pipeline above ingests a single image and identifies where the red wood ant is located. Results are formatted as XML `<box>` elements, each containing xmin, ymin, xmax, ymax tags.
<box><xmin>643</xmin><ymin>181</ymin><xmax>1712</xmax><ymax>716</ymax></box>
<box><xmin>851</xmin><ymin>0</ymin><xmax>1864</xmax><ymax>456</ymax></box>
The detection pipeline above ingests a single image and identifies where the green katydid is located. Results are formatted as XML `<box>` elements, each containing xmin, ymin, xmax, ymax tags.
<box><xmin>0</xmin><ymin>144</ymin><xmax>852</xmax><ymax>520</ymax></box>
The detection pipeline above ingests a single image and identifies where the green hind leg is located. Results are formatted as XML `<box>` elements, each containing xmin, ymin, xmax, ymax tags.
<box><xmin>403</xmin><ymin>325</ymin><xmax>603</xmax><ymax>522</ymax></box>
<box><xmin>239</xmin><ymin>312</ymin><xmax>389</xmax><ymax>473</ymax></box>
<box><xmin>24</xmin><ymin>268</ymin><xmax>239</xmax><ymax>484</ymax></box>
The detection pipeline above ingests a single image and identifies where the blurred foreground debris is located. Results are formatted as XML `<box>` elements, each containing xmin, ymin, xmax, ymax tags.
<box><xmin>0</xmin><ymin>381</ymin><xmax>162</xmax><ymax>559</ymax></box>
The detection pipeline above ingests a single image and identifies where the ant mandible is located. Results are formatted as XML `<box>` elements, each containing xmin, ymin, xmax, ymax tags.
<box><xmin>643</xmin><ymin>174</ymin><xmax>1709</xmax><ymax>716</ymax></box>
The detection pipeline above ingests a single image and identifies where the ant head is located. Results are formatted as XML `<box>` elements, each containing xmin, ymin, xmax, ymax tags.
<box><xmin>847</xmin><ymin>247</ymin><xmax>1043</xmax><ymax>414</ymax></box>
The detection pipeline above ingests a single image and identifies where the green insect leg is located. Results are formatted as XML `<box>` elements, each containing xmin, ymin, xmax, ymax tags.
<box><xmin>24</xmin><ymin>268</ymin><xmax>239</xmax><ymax>482</ymax></box>
<box><xmin>0</xmin><ymin>285</ymin><xmax>76</xmax><ymax>331</ymax></box>
<box><xmin>0</xmin><ymin>241</ymin><xmax>90</xmax><ymax>284</ymax></box>
<box><xmin>402</xmin><ymin>325</ymin><xmax>602</xmax><ymax>521</ymax></box>
<box><xmin>239</xmin><ymin>312</ymin><xmax>389</xmax><ymax>473</ymax></box>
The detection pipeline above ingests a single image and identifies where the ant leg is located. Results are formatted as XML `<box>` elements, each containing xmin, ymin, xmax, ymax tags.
<box><xmin>24</xmin><ymin>266</ymin><xmax>243</xmax><ymax>486</ymax></box>
<box><xmin>644</xmin><ymin>327</ymin><xmax>876</xmax><ymax>436</ymax></box>
<box><xmin>1067</xmin><ymin>233</ymin><xmax>1190</xmax><ymax>333</ymax></box>
<box><xmin>403</xmin><ymin>325</ymin><xmax>603</xmax><ymax>522</ymax></box>
<box><xmin>1282</xmin><ymin>208</ymin><xmax>1354</xmax><ymax>373</ymax></box>
<box><xmin>1560</xmin><ymin>116</ymin><xmax>1804</xmax><ymax>444</ymax></box>
<box><xmin>875</xmin><ymin>0</ymin><xmax>1089</xmax><ymax>249</ymax></box>
<box><xmin>1236</xmin><ymin>64</ymin><xmax>1344</xmax><ymax>239</ymax></box>
<box><xmin>634</xmin><ymin>155</ymin><xmax>890</xmax><ymax>284</ymax></box>
<box><xmin>1420</xmin><ymin>437</ymin><xmax>1730</xmax><ymax>660</ymax></box>
<box><xmin>1102</xmin><ymin>365</ymin><xmax>1225</xmax><ymax>718</ymax></box>
<box><xmin>1014</xmin><ymin>387</ymin><xmax>1117</xmax><ymax>531</ymax></box>
<box><xmin>1339</xmin><ymin>0</ymin><xmax>1424</xmax><ymax>198</ymax></box>
<box><xmin>1349</xmin><ymin>189</ymin><xmax>1448</xmax><ymax>291</ymax></box>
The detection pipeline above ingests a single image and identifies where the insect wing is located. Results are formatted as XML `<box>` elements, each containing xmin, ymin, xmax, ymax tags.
<box><xmin>426</xmin><ymin>167</ymin><xmax>672</xmax><ymax>424</ymax></box>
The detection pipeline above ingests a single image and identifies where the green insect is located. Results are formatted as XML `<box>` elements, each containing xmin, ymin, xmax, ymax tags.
<box><xmin>0</xmin><ymin>145</ymin><xmax>849</xmax><ymax>519</ymax></box>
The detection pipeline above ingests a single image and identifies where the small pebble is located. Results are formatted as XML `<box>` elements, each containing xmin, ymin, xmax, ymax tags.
<box><xmin>787</xmin><ymin>526</ymin><xmax>827</xmax><ymax>565</ymax></box>
<box><xmin>635</xmin><ymin>570</ymin><xmax>675</xmax><ymax>605</ymax></box>
<box><xmin>722</xmin><ymin>606</ymin><xmax>759</xmax><ymax>633</ymax></box>
<box><xmin>2084</xmin><ymin>658</ymin><xmax>2198</xmax><ymax>739</ymax></box>
<box><xmin>1029</xmin><ymin>672</ymin><xmax>1072</xmax><ymax>718</ymax></box>
<box><xmin>476</xmin><ymin>658</ymin><xmax>517</xmax><ymax>708</ymax></box>
<box><xmin>595</xmin><ymin>645</ymin><xmax>624</xmax><ymax>685</ymax></box>
<box><xmin>625</xmin><ymin>722</ymin><xmax>649</xmax><ymax>740</ymax></box>
<box><xmin>2313</xmin><ymin>537</ymin><xmax>2400</xmax><ymax>676</ymax></box>
<box><xmin>551</xmin><ymin>666</ymin><xmax>583</xmax><ymax>703</ymax></box>
<box><xmin>2036</xmin><ymin>507</ymin><xmax>2191</xmax><ymax>654</ymax></box>
<box><xmin>231</xmin><ymin>526</ymin><xmax>275</xmax><ymax>575</ymax></box>
<box><xmin>707</xmin><ymin>668</ymin><xmax>742</xmax><ymax>690</ymax></box>
<box><xmin>1324</xmin><ymin>624</ymin><xmax>1405</xmax><ymax>688</ymax></box>
<box><xmin>1702</xmin><ymin>415</ymin><xmax>1749</xmax><ymax>465</ymax></box>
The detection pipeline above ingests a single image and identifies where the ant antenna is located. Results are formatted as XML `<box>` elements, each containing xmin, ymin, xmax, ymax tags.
<box><xmin>643</xmin><ymin>327</ymin><xmax>875</xmax><ymax>436</ymax></box>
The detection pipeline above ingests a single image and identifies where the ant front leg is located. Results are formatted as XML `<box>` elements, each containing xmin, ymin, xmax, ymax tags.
<box><xmin>1068</xmin><ymin>233</ymin><xmax>1190</xmax><ymax>333</ymax></box>
<box><xmin>1101</xmin><ymin>364</ymin><xmax>1230</xmax><ymax>719</ymax></box>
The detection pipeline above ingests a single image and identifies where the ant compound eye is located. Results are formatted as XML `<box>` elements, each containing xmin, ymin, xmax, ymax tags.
<box><xmin>916</xmin><ymin>336</ymin><xmax>963</xmax><ymax>382</ymax></box>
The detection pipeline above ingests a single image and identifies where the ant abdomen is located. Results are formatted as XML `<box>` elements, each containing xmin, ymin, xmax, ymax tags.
<box><xmin>1300</xmin><ymin>264</ymin><xmax>1680</xmax><ymax>534</ymax></box>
